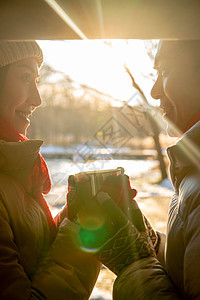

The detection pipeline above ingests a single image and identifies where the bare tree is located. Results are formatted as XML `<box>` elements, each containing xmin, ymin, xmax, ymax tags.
<box><xmin>124</xmin><ymin>41</ymin><xmax>167</xmax><ymax>180</ymax></box>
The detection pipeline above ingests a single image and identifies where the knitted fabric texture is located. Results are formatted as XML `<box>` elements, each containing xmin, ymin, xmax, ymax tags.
<box><xmin>0</xmin><ymin>41</ymin><xmax>43</xmax><ymax>68</ymax></box>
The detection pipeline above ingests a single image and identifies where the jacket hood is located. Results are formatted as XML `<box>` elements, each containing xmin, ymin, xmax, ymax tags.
<box><xmin>167</xmin><ymin>121</ymin><xmax>200</xmax><ymax>191</ymax></box>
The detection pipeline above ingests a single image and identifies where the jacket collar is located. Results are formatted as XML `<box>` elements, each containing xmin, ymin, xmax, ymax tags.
<box><xmin>0</xmin><ymin>139</ymin><xmax>43</xmax><ymax>171</ymax></box>
<box><xmin>167</xmin><ymin>121</ymin><xmax>200</xmax><ymax>191</ymax></box>
<box><xmin>0</xmin><ymin>139</ymin><xmax>43</xmax><ymax>192</ymax></box>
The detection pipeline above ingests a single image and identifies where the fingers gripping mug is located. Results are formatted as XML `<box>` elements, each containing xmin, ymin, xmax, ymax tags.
<box><xmin>75</xmin><ymin>167</ymin><xmax>124</xmax><ymax>196</ymax></box>
<box><xmin>67</xmin><ymin>167</ymin><xmax>124</xmax><ymax>231</ymax></box>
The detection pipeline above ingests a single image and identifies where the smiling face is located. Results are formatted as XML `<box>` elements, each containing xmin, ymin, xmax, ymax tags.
<box><xmin>0</xmin><ymin>57</ymin><xmax>41</xmax><ymax>135</ymax></box>
<box><xmin>151</xmin><ymin>41</ymin><xmax>200</xmax><ymax>136</ymax></box>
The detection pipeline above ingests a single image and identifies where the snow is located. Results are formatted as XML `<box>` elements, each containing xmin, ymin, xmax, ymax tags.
<box><xmin>41</xmin><ymin>144</ymin><xmax>132</xmax><ymax>161</ymax></box>
<box><xmin>159</xmin><ymin>178</ymin><xmax>174</xmax><ymax>190</ymax></box>
<box><xmin>90</xmin><ymin>287</ymin><xmax>112</xmax><ymax>300</ymax></box>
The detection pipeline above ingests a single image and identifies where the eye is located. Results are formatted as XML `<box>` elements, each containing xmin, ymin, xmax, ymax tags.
<box><xmin>21</xmin><ymin>73</ymin><xmax>32</xmax><ymax>84</ymax></box>
<box><xmin>156</xmin><ymin>69</ymin><xmax>162</xmax><ymax>77</ymax></box>
<box><xmin>161</xmin><ymin>69</ymin><xmax>169</xmax><ymax>77</ymax></box>
<box><xmin>157</xmin><ymin>68</ymin><xmax>169</xmax><ymax>78</ymax></box>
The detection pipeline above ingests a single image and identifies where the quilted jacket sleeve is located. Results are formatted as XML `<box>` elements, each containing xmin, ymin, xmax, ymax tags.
<box><xmin>113</xmin><ymin>176</ymin><xmax>200</xmax><ymax>300</ymax></box>
<box><xmin>0</xmin><ymin>199</ymin><xmax>36</xmax><ymax>300</ymax></box>
<box><xmin>113</xmin><ymin>257</ymin><xmax>182</xmax><ymax>300</ymax></box>
<box><xmin>32</xmin><ymin>218</ymin><xmax>101</xmax><ymax>300</ymax></box>
<box><xmin>0</xmin><ymin>198</ymin><xmax>101</xmax><ymax>300</ymax></box>
<box><xmin>183</xmin><ymin>189</ymin><xmax>200</xmax><ymax>299</ymax></box>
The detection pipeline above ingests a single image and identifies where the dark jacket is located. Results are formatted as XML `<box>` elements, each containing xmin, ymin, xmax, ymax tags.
<box><xmin>0</xmin><ymin>139</ymin><xmax>101</xmax><ymax>300</ymax></box>
<box><xmin>113</xmin><ymin>121</ymin><xmax>200</xmax><ymax>299</ymax></box>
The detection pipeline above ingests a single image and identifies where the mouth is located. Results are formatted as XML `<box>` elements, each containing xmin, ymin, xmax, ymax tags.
<box><xmin>160</xmin><ymin>103</ymin><xmax>174</xmax><ymax>118</ymax></box>
<box><xmin>16</xmin><ymin>111</ymin><xmax>32</xmax><ymax>122</ymax></box>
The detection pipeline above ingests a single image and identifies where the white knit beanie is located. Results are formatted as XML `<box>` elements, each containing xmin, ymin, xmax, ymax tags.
<box><xmin>0</xmin><ymin>41</ymin><xmax>43</xmax><ymax>68</ymax></box>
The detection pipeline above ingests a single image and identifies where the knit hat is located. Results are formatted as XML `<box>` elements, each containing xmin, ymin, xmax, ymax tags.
<box><xmin>0</xmin><ymin>41</ymin><xmax>43</xmax><ymax>68</ymax></box>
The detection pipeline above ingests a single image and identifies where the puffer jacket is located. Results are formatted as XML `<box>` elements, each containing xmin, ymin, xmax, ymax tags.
<box><xmin>113</xmin><ymin>121</ymin><xmax>200</xmax><ymax>299</ymax></box>
<box><xmin>0</xmin><ymin>139</ymin><xmax>101</xmax><ymax>300</ymax></box>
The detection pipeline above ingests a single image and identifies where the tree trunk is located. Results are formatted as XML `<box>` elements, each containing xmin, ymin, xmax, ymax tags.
<box><xmin>148</xmin><ymin>115</ymin><xmax>168</xmax><ymax>180</ymax></box>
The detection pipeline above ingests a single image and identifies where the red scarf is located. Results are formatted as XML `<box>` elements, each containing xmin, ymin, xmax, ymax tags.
<box><xmin>0</xmin><ymin>118</ymin><xmax>56</xmax><ymax>238</ymax></box>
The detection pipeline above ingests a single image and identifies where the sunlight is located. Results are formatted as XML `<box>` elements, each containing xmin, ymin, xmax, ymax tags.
<box><xmin>95</xmin><ymin>0</ymin><xmax>104</xmax><ymax>37</ymax></box>
<box><xmin>38</xmin><ymin>39</ymin><xmax>155</xmax><ymax>103</ymax></box>
<box><xmin>44</xmin><ymin>0</ymin><xmax>87</xmax><ymax>39</ymax></box>
<box><xmin>38</xmin><ymin>36</ymin><xmax>200</xmax><ymax>169</ymax></box>
<box><xmin>42</xmin><ymin>0</ymin><xmax>156</xmax><ymax>104</ymax></box>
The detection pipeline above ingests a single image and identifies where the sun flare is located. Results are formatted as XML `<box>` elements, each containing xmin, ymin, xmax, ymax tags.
<box><xmin>38</xmin><ymin>39</ymin><xmax>156</xmax><ymax>104</ymax></box>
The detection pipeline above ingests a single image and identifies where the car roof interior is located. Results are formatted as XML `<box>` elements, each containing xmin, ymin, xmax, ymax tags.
<box><xmin>1</xmin><ymin>0</ymin><xmax>200</xmax><ymax>40</ymax></box>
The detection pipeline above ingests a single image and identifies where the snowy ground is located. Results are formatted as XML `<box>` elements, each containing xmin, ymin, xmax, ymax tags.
<box><xmin>45</xmin><ymin>158</ymin><xmax>174</xmax><ymax>300</ymax></box>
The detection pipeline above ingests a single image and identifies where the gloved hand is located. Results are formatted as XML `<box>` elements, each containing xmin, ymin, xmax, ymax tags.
<box><xmin>67</xmin><ymin>173</ymin><xmax>156</xmax><ymax>275</ymax></box>
<box><xmin>67</xmin><ymin>174</ymin><xmax>106</xmax><ymax>227</ymax></box>
<box><xmin>67</xmin><ymin>173</ymin><xmax>160</xmax><ymax>252</ymax></box>
<box><xmin>67</xmin><ymin>192</ymin><xmax>156</xmax><ymax>276</ymax></box>
<box><xmin>100</xmin><ymin>174</ymin><xmax>160</xmax><ymax>253</ymax></box>
<box><xmin>86</xmin><ymin>191</ymin><xmax>156</xmax><ymax>275</ymax></box>
<box><xmin>67</xmin><ymin>174</ymin><xmax>85</xmax><ymax>221</ymax></box>
<box><xmin>67</xmin><ymin>173</ymin><xmax>137</xmax><ymax>221</ymax></box>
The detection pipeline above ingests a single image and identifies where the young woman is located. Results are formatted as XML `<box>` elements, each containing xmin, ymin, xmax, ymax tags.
<box><xmin>0</xmin><ymin>41</ymin><xmax>100</xmax><ymax>300</ymax></box>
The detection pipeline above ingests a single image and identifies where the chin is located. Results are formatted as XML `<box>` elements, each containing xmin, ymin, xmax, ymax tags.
<box><xmin>165</xmin><ymin>119</ymin><xmax>181</xmax><ymax>137</ymax></box>
<box><xmin>21</xmin><ymin>129</ymin><xmax>27</xmax><ymax>136</ymax></box>
<box><xmin>17</xmin><ymin>127</ymin><xmax>27</xmax><ymax>136</ymax></box>
<box><xmin>166</xmin><ymin>125</ymin><xmax>179</xmax><ymax>137</ymax></box>
<box><xmin>164</xmin><ymin>113</ymin><xmax>183</xmax><ymax>137</ymax></box>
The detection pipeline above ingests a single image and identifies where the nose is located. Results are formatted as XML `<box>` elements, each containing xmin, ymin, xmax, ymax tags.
<box><xmin>151</xmin><ymin>76</ymin><xmax>163</xmax><ymax>100</ymax></box>
<box><xmin>29</xmin><ymin>83</ymin><xmax>42</xmax><ymax>108</ymax></box>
